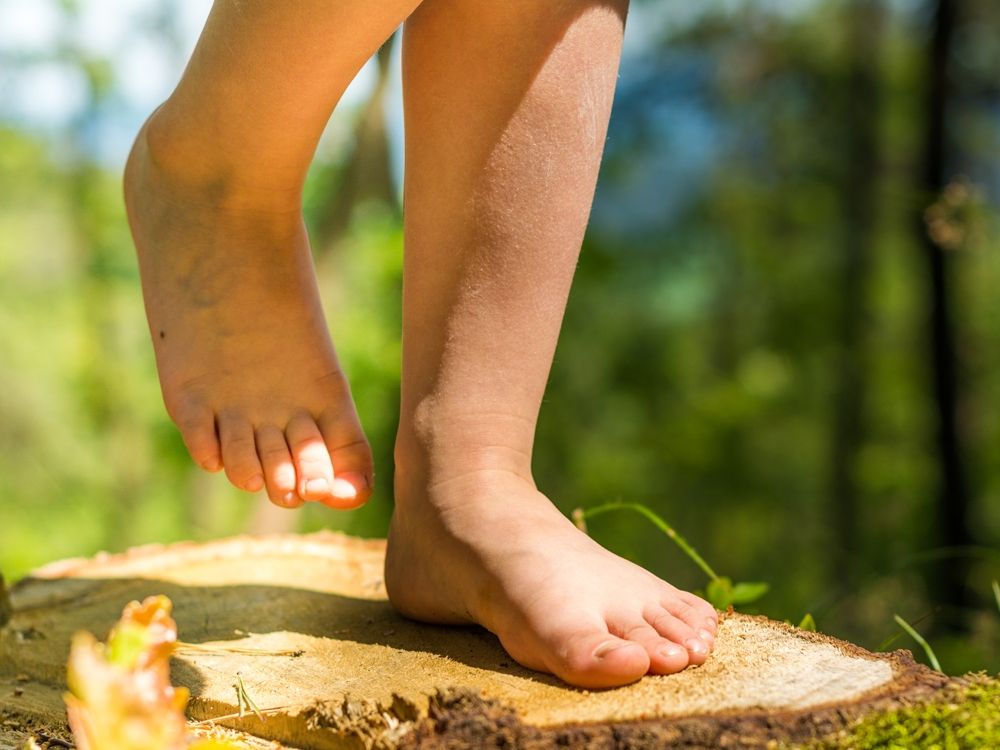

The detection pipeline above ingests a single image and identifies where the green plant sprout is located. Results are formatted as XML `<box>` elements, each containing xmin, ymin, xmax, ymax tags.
<box><xmin>876</xmin><ymin>609</ymin><xmax>936</xmax><ymax>652</ymax></box>
<box><xmin>234</xmin><ymin>672</ymin><xmax>264</xmax><ymax>722</ymax></box>
<box><xmin>992</xmin><ymin>579</ymin><xmax>999</xmax><ymax>615</ymax></box>
<box><xmin>893</xmin><ymin>614</ymin><xmax>942</xmax><ymax>672</ymax></box>
<box><xmin>798</xmin><ymin>613</ymin><xmax>817</xmax><ymax>631</ymax></box>
<box><xmin>572</xmin><ymin>503</ymin><xmax>769</xmax><ymax>611</ymax></box>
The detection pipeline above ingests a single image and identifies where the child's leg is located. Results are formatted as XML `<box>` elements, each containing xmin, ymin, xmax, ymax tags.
<box><xmin>386</xmin><ymin>0</ymin><xmax>719</xmax><ymax>688</ymax></box>
<box><xmin>125</xmin><ymin>0</ymin><xmax>417</xmax><ymax>508</ymax></box>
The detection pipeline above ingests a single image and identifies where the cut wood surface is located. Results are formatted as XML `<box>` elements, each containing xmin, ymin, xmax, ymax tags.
<box><xmin>0</xmin><ymin>532</ymin><xmax>961</xmax><ymax>748</ymax></box>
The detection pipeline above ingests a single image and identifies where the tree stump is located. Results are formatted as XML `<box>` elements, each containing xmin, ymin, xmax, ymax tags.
<box><xmin>0</xmin><ymin>533</ymin><xmax>982</xmax><ymax>748</ymax></box>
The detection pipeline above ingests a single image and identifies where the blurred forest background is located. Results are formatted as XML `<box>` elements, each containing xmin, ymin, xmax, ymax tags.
<box><xmin>1</xmin><ymin>0</ymin><xmax>999</xmax><ymax>674</ymax></box>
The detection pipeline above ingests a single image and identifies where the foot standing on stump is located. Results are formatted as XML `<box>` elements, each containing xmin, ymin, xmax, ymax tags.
<box><xmin>126</xmin><ymin>0</ymin><xmax>719</xmax><ymax>689</ymax></box>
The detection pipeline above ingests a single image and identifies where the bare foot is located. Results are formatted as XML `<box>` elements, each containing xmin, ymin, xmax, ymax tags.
<box><xmin>386</xmin><ymin>467</ymin><xmax>718</xmax><ymax>688</ymax></box>
<box><xmin>124</xmin><ymin>108</ymin><xmax>373</xmax><ymax>508</ymax></box>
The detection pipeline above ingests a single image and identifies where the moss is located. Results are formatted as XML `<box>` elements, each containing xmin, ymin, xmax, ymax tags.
<box><xmin>822</xmin><ymin>676</ymin><xmax>1000</xmax><ymax>749</ymax></box>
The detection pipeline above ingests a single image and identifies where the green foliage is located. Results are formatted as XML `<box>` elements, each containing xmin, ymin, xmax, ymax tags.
<box><xmin>893</xmin><ymin>615</ymin><xmax>942</xmax><ymax>672</ymax></box>
<box><xmin>577</xmin><ymin>503</ymin><xmax>769</xmax><ymax>610</ymax></box>
<box><xmin>704</xmin><ymin>577</ymin><xmax>770</xmax><ymax>611</ymax></box>
<box><xmin>798</xmin><ymin>613</ymin><xmax>817</xmax><ymax>632</ymax></box>
<box><xmin>105</xmin><ymin>623</ymin><xmax>151</xmax><ymax>670</ymax></box>
<box><xmin>824</xmin><ymin>678</ymin><xmax>1000</xmax><ymax>750</ymax></box>
<box><xmin>576</xmin><ymin>503</ymin><xmax>719</xmax><ymax>580</ymax></box>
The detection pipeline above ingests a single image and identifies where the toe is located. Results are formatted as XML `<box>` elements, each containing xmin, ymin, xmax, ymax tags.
<box><xmin>255</xmin><ymin>425</ymin><xmax>300</xmax><ymax>508</ymax></box>
<box><xmin>545</xmin><ymin>628</ymin><xmax>650</xmax><ymax>688</ymax></box>
<box><xmin>286</xmin><ymin>413</ymin><xmax>336</xmax><ymax>502</ymax></box>
<box><xmin>318</xmin><ymin>409</ymin><xmax>374</xmax><ymax>509</ymax></box>
<box><xmin>678</xmin><ymin>590</ymin><xmax>719</xmax><ymax>636</ymax></box>
<box><xmin>218</xmin><ymin>414</ymin><xmax>264</xmax><ymax>492</ymax></box>
<box><xmin>664</xmin><ymin>591</ymin><xmax>717</xmax><ymax>646</ymax></box>
<box><xmin>174</xmin><ymin>404</ymin><xmax>222</xmax><ymax>472</ymax></box>
<box><xmin>648</xmin><ymin>606</ymin><xmax>712</xmax><ymax>665</ymax></box>
<box><xmin>623</xmin><ymin>622</ymin><xmax>690</xmax><ymax>675</ymax></box>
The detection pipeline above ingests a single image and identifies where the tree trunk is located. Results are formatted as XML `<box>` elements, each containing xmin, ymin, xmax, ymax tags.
<box><xmin>828</xmin><ymin>0</ymin><xmax>884</xmax><ymax>587</ymax></box>
<box><xmin>1</xmin><ymin>534</ymin><xmax>973</xmax><ymax>749</ymax></box>
<box><xmin>921</xmin><ymin>0</ymin><xmax>973</xmax><ymax>620</ymax></box>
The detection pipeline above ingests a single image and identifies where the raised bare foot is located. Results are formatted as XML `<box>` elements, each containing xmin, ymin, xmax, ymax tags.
<box><xmin>124</xmin><ymin>107</ymin><xmax>373</xmax><ymax>508</ymax></box>
<box><xmin>386</xmin><ymin>465</ymin><xmax>719</xmax><ymax>688</ymax></box>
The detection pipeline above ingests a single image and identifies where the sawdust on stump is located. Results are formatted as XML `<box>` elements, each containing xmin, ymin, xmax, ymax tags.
<box><xmin>0</xmin><ymin>532</ymin><xmax>966</xmax><ymax>749</ymax></box>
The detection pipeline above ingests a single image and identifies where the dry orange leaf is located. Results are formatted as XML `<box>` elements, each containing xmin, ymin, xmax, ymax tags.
<box><xmin>64</xmin><ymin>595</ymin><xmax>247</xmax><ymax>750</ymax></box>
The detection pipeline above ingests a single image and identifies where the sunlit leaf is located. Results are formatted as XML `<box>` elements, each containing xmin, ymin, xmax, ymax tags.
<box><xmin>705</xmin><ymin>576</ymin><xmax>733</xmax><ymax>609</ymax></box>
<box><xmin>65</xmin><ymin>596</ymin><xmax>190</xmax><ymax>750</ymax></box>
<box><xmin>798</xmin><ymin>613</ymin><xmax>816</xmax><ymax>631</ymax></box>
<box><xmin>64</xmin><ymin>595</ymin><xmax>251</xmax><ymax>749</ymax></box>
<box><xmin>730</xmin><ymin>581</ymin><xmax>769</xmax><ymax>605</ymax></box>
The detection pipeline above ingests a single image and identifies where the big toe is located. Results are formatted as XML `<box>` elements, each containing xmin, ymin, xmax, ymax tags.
<box><xmin>286</xmin><ymin>413</ymin><xmax>338</xmax><ymax>503</ymax></box>
<box><xmin>318</xmin><ymin>409</ymin><xmax>374</xmax><ymax>509</ymax></box>
<box><xmin>541</xmin><ymin>629</ymin><xmax>650</xmax><ymax>689</ymax></box>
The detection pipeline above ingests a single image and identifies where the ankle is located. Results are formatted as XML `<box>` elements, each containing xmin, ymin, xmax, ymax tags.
<box><xmin>138</xmin><ymin>100</ymin><xmax>303</xmax><ymax>212</ymax></box>
<box><xmin>393</xmin><ymin>403</ymin><xmax>536</xmax><ymax>504</ymax></box>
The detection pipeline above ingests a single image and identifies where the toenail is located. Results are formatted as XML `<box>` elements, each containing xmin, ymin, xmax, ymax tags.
<box><xmin>660</xmin><ymin>643</ymin><xmax>685</xmax><ymax>659</ymax></box>
<box><xmin>282</xmin><ymin>492</ymin><xmax>298</xmax><ymax>506</ymax></box>
<box><xmin>593</xmin><ymin>640</ymin><xmax>635</xmax><ymax>659</ymax></box>
<box><xmin>331</xmin><ymin>476</ymin><xmax>360</xmax><ymax>499</ymax></box>
<box><xmin>304</xmin><ymin>478</ymin><xmax>329</xmax><ymax>496</ymax></box>
<box><xmin>335</xmin><ymin>472</ymin><xmax>368</xmax><ymax>495</ymax></box>
<box><xmin>203</xmin><ymin>458</ymin><xmax>221</xmax><ymax>472</ymax></box>
<box><xmin>705</xmin><ymin>617</ymin><xmax>718</xmax><ymax>632</ymax></box>
<box><xmin>684</xmin><ymin>638</ymin><xmax>707</xmax><ymax>655</ymax></box>
<box><xmin>245</xmin><ymin>475</ymin><xmax>264</xmax><ymax>492</ymax></box>
<box><xmin>698</xmin><ymin>628</ymin><xmax>714</xmax><ymax>643</ymax></box>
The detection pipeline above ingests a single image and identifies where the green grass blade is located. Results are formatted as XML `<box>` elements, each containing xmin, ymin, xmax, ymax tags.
<box><xmin>798</xmin><ymin>613</ymin><xmax>816</xmax><ymax>631</ymax></box>
<box><xmin>876</xmin><ymin>610</ymin><xmax>935</xmax><ymax>651</ymax></box>
<box><xmin>578</xmin><ymin>503</ymin><xmax>719</xmax><ymax>581</ymax></box>
<box><xmin>893</xmin><ymin>614</ymin><xmax>942</xmax><ymax>672</ymax></box>
<box><xmin>236</xmin><ymin>672</ymin><xmax>264</xmax><ymax>722</ymax></box>
<box><xmin>992</xmin><ymin>579</ymin><xmax>1000</xmax><ymax>615</ymax></box>
<box><xmin>876</xmin><ymin>631</ymin><xmax>903</xmax><ymax>651</ymax></box>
